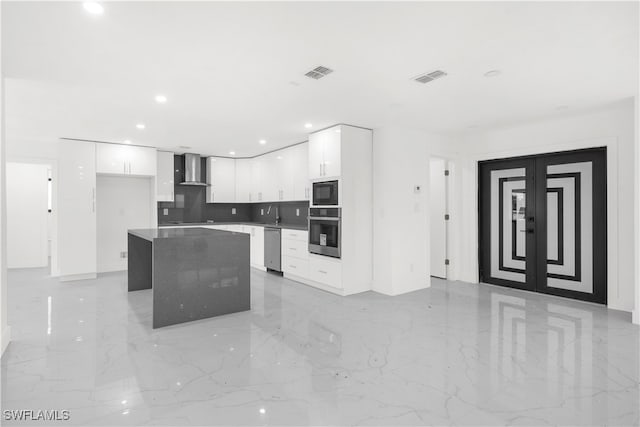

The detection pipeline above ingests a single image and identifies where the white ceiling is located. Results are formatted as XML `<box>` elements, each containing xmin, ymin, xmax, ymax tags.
<box><xmin>3</xmin><ymin>1</ymin><xmax>638</xmax><ymax>157</ymax></box>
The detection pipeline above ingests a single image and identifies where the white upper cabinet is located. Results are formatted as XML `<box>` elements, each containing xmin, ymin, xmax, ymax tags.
<box><xmin>58</xmin><ymin>140</ymin><xmax>97</xmax><ymax>280</ymax></box>
<box><xmin>96</xmin><ymin>143</ymin><xmax>156</xmax><ymax>176</ymax></box>
<box><xmin>308</xmin><ymin>126</ymin><xmax>341</xmax><ymax>180</ymax></box>
<box><xmin>251</xmin><ymin>157</ymin><xmax>264</xmax><ymax>202</ymax></box>
<box><xmin>206</xmin><ymin>157</ymin><xmax>236</xmax><ymax>203</ymax></box>
<box><xmin>235</xmin><ymin>159</ymin><xmax>252</xmax><ymax>202</ymax></box>
<box><xmin>291</xmin><ymin>143</ymin><xmax>310</xmax><ymax>200</ymax></box>
<box><xmin>156</xmin><ymin>151</ymin><xmax>175</xmax><ymax>202</ymax></box>
<box><xmin>260</xmin><ymin>152</ymin><xmax>279</xmax><ymax>202</ymax></box>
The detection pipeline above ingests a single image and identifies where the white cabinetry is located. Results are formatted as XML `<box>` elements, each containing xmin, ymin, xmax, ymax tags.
<box><xmin>157</xmin><ymin>151</ymin><xmax>175</xmax><ymax>202</ymax></box>
<box><xmin>58</xmin><ymin>140</ymin><xmax>97</xmax><ymax>281</ymax></box>
<box><xmin>244</xmin><ymin>225</ymin><xmax>264</xmax><ymax>269</ymax></box>
<box><xmin>291</xmin><ymin>143</ymin><xmax>310</xmax><ymax>200</ymax></box>
<box><xmin>206</xmin><ymin>157</ymin><xmax>236</xmax><ymax>203</ymax></box>
<box><xmin>251</xmin><ymin>157</ymin><xmax>264</xmax><ymax>202</ymax></box>
<box><xmin>282</xmin><ymin>228</ymin><xmax>310</xmax><ymax>279</ymax></box>
<box><xmin>309</xmin><ymin>255</ymin><xmax>342</xmax><ymax>290</ymax></box>
<box><xmin>308</xmin><ymin>127</ymin><xmax>341</xmax><ymax>179</ymax></box>
<box><xmin>96</xmin><ymin>143</ymin><xmax>157</xmax><ymax>176</ymax></box>
<box><xmin>235</xmin><ymin>159</ymin><xmax>252</xmax><ymax>202</ymax></box>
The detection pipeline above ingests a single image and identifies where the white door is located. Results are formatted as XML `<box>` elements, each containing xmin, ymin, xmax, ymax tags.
<box><xmin>7</xmin><ymin>163</ymin><xmax>49</xmax><ymax>268</ymax></box>
<box><xmin>429</xmin><ymin>158</ymin><xmax>447</xmax><ymax>279</ymax></box>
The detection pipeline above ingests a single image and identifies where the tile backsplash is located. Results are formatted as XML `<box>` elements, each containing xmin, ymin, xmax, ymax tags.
<box><xmin>158</xmin><ymin>155</ymin><xmax>309</xmax><ymax>226</ymax></box>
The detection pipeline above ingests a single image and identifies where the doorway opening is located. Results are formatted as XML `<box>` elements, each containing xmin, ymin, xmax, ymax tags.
<box><xmin>430</xmin><ymin>157</ymin><xmax>449</xmax><ymax>279</ymax></box>
<box><xmin>478</xmin><ymin>147</ymin><xmax>607</xmax><ymax>304</ymax></box>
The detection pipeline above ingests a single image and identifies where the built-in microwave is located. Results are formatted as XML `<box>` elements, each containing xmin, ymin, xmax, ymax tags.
<box><xmin>312</xmin><ymin>180</ymin><xmax>339</xmax><ymax>206</ymax></box>
<box><xmin>308</xmin><ymin>207</ymin><xmax>341</xmax><ymax>258</ymax></box>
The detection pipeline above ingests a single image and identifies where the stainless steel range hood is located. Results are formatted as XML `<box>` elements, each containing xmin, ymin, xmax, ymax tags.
<box><xmin>180</xmin><ymin>153</ymin><xmax>208</xmax><ymax>186</ymax></box>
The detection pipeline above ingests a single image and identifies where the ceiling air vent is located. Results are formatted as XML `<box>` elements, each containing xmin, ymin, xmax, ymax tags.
<box><xmin>413</xmin><ymin>70</ymin><xmax>447</xmax><ymax>84</ymax></box>
<box><xmin>305</xmin><ymin>65</ymin><xmax>334</xmax><ymax>80</ymax></box>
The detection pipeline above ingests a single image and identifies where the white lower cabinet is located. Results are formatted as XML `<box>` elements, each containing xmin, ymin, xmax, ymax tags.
<box><xmin>282</xmin><ymin>256</ymin><xmax>309</xmax><ymax>277</ymax></box>
<box><xmin>245</xmin><ymin>225</ymin><xmax>264</xmax><ymax>269</ymax></box>
<box><xmin>308</xmin><ymin>255</ymin><xmax>342</xmax><ymax>290</ymax></box>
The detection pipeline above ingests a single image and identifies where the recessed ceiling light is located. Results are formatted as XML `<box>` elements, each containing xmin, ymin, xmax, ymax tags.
<box><xmin>304</xmin><ymin>123</ymin><xmax>313</xmax><ymax>129</ymax></box>
<box><xmin>154</xmin><ymin>95</ymin><xmax>167</xmax><ymax>104</ymax></box>
<box><xmin>123</xmin><ymin>140</ymin><xmax>132</xmax><ymax>144</ymax></box>
<box><xmin>277</xmin><ymin>156</ymin><xmax>283</xmax><ymax>160</ymax></box>
<box><xmin>259</xmin><ymin>139</ymin><xmax>267</xmax><ymax>145</ymax></box>
<box><xmin>83</xmin><ymin>2</ymin><xmax>104</xmax><ymax>15</ymax></box>
<box><xmin>484</xmin><ymin>70</ymin><xmax>502</xmax><ymax>78</ymax></box>
<box><xmin>136</xmin><ymin>123</ymin><xmax>145</xmax><ymax>130</ymax></box>
<box><xmin>229</xmin><ymin>151</ymin><xmax>236</xmax><ymax>156</ymax></box>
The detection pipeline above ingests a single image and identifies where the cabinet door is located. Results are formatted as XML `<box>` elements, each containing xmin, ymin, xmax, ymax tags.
<box><xmin>279</xmin><ymin>147</ymin><xmax>296</xmax><ymax>201</ymax></box>
<box><xmin>322</xmin><ymin>126</ymin><xmax>342</xmax><ymax>178</ymax></box>
<box><xmin>58</xmin><ymin>140</ymin><xmax>97</xmax><ymax>278</ymax></box>
<box><xmin>291</xmin><ymin>143</ymin><xmax>310</xmax><ymax>200</ymax></box>
<box><xmin>235</xmin><ymin>159</ymin><xmax>252</xmax><ymax>202</ymax></box>
<box><xmin>260</xmin><ymin>152</ymin><xmax>279</xmax><ymax>202</ymax></box>
<box><xmin>128</xmin><ymin>146</ymin><xmax>157</xmax><ymax>176</ymax></box>
<box><xmin>251</xmin><ymin>158</ymin><xmax>264</xmax><ymax>202</ymax></box>
<box><xmin>156</xmin><ymin>151</ymin><xmax>175</xmax><ymax>202</ymax></box>
<box><xmin>96</xmin><ymin>143</ymin><xmax>128</xmax><ymax>175</ymax></box>
<box><xmin>308</xmin><ymin>131</ymin><xmax>325</xmax><ymax>180</ymax></box>
<box><xmin>207</xmin><ymin>157</ymin><xmax>235</xmax><ymax>203</ymax></box>
<box><xmin>249</xmin><ymin>226</ymin><xmax>265</xmax><ymax>268</ymax></box>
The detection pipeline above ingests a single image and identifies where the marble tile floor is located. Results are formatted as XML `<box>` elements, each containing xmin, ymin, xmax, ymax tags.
<box><xmin>1</xmin><ymin>267</ymin><xmax>639</xmax><ymax>426</ymax></box>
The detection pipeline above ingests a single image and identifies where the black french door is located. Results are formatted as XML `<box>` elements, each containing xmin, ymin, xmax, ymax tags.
<box><xmin>478</xmin><ymin>148</ymin><xmax>607</xmax><ymax>304</ymax></box>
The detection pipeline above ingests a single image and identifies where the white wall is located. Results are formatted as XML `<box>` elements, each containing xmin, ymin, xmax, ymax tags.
<box><xmin>6</xmin><ymin>162</ymin><xmax>49</xmax><ymax>268</ymax></box>
<box><xmin>372</xmin><ymin>127</ymin><xmax>458</xmax><ymax>296</ymax></box>
<box><xmin>0</xmin><ymin>1</ymin><xmax>10</xmax><ymax>355</ymax></box>
<box><xmin>455</xmin><ymin>98</ymin><xmax>636</xmax><ymax>312</ymax></box>
<box><xmin>96</xmin><ymin>175</ymin><xmax>153</xmax><ymax>273</ymax></box>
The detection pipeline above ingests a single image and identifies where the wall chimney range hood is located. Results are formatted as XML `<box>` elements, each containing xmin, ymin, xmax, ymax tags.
<box><xmin>180</xmin><ymin>153</ymin><xmax>208</xmax><ymax>186</ymax></box>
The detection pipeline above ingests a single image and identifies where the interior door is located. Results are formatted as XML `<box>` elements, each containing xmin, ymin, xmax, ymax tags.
<box><xmin>479</xmin><ymin>148</ymin><xmax>607</xmax><ymax>304</ymax></box>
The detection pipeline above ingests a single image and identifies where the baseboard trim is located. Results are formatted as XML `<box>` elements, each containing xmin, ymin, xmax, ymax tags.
<box><xmin>59</xmin><ymin>273</ymin><xmax>97</xmax><ymax>282</ymax></box>
<box><xmin>1</xmin><ymin>326</ymin><xmax>11</xmax><ymax>356</ymax></box>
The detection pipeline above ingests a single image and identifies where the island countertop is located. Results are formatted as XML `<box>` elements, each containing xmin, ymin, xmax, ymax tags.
<box><xmin>128</xmin><ymin>227</ymin><xmax>242</xmax><ymax>242</ymax></box>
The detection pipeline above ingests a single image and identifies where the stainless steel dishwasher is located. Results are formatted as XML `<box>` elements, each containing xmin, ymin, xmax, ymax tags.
<box><xmin>264</xmin><ymin>227</ymin><xmax>282</xmax><ymax>272</ymax></box>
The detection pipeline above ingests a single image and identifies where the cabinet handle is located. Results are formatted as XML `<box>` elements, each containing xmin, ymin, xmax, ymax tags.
<box><xmin>319</xmin><ymin>270</ymin><xmax>327</xmax><ymax>274</ymax></box>
<box><xmin>124</xmin><ymin>162</ymin><xmax>127</xmax><ymax>174</ymax></box>
<box><xmin>91</xmin><ymin>188</ymin><xmax>95</xmax><ymax>213</ymax></box>
<box><xmin>290</xmin><ymin>265</ymin><xmax>296</xmax><ymax>269</ymax></box>
<box><xmin>290</xmin><ymin>247</ymin><xmax>296</xmax><ymax>251</ymax></box>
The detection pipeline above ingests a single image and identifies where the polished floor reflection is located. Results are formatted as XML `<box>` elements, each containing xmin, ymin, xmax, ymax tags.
<box><xmin>2</xmin><ymin>268</ymin><xmax>639</xmax><ymax>426</ymax></box>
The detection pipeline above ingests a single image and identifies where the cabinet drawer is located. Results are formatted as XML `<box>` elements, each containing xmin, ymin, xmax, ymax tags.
<box><xmin>282</xmin><ymin>256</ymin><xmax>309</xmax><ymax>278</ymax></box>
<box><xmin>282</xmin><ymin>238</ymin><xmax>308</xmax><ymax>260</ymax></box>
<box><xmin>282</xmin><ymin>229</ymin><xmax>308</xmax><ymax>242</ymax></box>
<box><xmin>309</xmin><ymin>257</ymin><xmax>342</xmax><ymax>289</ymax></box>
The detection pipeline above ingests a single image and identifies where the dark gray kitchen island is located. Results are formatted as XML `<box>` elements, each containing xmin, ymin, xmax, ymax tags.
<box><xmin>127</xmin><ymin>227</ymin><xmax>250</xmax><ymax>328</ymax></box>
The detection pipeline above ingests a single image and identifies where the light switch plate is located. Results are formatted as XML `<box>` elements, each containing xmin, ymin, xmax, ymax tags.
<box><xmin>163</xmin><ymin>208</ymin><xmax>168</xmax><ymax>216</ymax></box>
<box><xmin>296</xmin><ymin>208</ymin><xmax>300</xmax><ymax>216</ymax></box>
<box><xmin>232</xmin><ymin>208</ymin><xmax>236</xmax><ymax>215</ymax></box>
<box><xmin>261</xmin><ymin>209</ymin><xmax>264</xmax><ymax>215</ymax></box>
